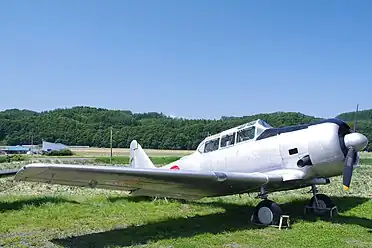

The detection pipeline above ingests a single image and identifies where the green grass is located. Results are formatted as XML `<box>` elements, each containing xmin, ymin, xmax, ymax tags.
<box><xmin>360</xmin><ymin>157</ymin><xmax>372</xmax><ymax>165</ymax></box>
<box><xmin>0</xmin><ymin>192</ymin><xmax>371</xmax><ymax>247</ymax></box>
<box><xmin>0</xmin><ymin>155</ymin><xmax>28</xmax><ymax>164</ymax></box>
<box><xmin>0</xmin><ymin>153</ymin><xmax>371</xmax><ymax>247</ymax></box>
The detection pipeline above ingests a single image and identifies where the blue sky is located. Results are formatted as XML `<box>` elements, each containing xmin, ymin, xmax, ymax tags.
<box><xmin>0</xmin><ymin>0</ymin><xmax>371</xmax><ymax>119</ymax></box>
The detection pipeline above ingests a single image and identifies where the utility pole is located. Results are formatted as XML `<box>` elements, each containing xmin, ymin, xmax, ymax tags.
<box><xmin>353</xmin><ymin>104</ymin><xmax>359</xmax><ymax>132</ymax></box>
<box><xmin>30</xmin><ymin>130</ymin><xmax>34</xmax><ymax>154</ymax></box>
<box><xmin>110</xmin><ymin>126</ymin><xmax>113</xmax><ymax>164</ymax></box>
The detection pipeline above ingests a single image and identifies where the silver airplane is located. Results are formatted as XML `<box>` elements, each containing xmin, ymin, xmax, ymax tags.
<box><xmin>13</xmin><ymin>118</ymin><xmax>368</xmax><ymax>226</ymax></box>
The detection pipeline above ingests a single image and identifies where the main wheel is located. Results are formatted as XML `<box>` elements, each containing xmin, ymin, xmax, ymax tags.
<box><xmin>309</xmin><ymin>193</ymin><xmax>335</xmax><ymax>215</ymax></box>
<box><xmin>252</xmin><ymin>200</ymin><xmax>283</xmax><ymax>225</ymax></box>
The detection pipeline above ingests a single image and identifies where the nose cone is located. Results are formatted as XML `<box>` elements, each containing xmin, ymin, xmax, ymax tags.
<box><xmin>344</xmin><ymin>133</ymin><xmax>369</xmax><ymax>151</ymax></box>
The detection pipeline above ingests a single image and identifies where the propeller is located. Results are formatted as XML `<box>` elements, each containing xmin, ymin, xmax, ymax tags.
<box><xmin>342</xmin><ymin>147</ymin><xmax>356</xmax><ymax>191</ymax></box>
<box><xmin>342</xmin><ymin>104</ymin><xmax>368</xmax><ymax>191</ymax></box>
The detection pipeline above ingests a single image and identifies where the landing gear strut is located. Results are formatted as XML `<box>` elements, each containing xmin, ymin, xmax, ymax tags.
<box><xmin>304</xmin><ymin>185</ymin><xmax>338</xmax><ymax>218</ymax></box>
<box><xmin>251</xmin><ymin>186</ymin><xmax>283</xmax><ymax>226</ymax></box>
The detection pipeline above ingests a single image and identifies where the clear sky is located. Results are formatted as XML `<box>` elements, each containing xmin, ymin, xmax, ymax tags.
<box><xmin>0</xmin><ymin>0</ymin><xmax>371</xmax><ymax>119</ymax></box>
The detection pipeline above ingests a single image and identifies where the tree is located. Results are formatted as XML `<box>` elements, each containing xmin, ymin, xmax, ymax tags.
<box><xmin>0</xmin><ymin>106</ymin><xmax>370</xmax><ymax>150</ymax></box>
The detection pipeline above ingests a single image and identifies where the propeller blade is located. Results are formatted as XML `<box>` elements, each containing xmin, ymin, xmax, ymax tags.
<box><xmin>343</xmin><ymin>148</ymin><xmax>356</xmax><ymax>190</ymax></box>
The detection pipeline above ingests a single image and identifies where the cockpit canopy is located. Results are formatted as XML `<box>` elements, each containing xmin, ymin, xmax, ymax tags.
<box><xmin>196</xmin><ymin>119</ymin><xmax>273</xmax><ymax>154</ymax></box>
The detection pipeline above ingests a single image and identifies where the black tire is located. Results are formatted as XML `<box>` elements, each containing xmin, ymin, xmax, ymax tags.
<box><xmin>253</xmin><ymin>199</ymin><xmax>283</xmax><ymax>225</ymax></box>
<box><xmin>309</xmin><ymin>194</ymin><xmax>335</xmax><ymax>215</ymax></box>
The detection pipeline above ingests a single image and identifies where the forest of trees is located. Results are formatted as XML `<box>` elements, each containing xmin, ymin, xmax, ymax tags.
<box><xmin>0</xmin><ymin>106</ymin><xmax>370</xmax><ymax>150</ymax></box>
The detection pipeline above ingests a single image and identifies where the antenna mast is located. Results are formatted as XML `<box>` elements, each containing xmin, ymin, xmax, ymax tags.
<box><xmin>353</xmin><ymin>104</ymin><xmax>359</xmax><ymax>132</ymax></box>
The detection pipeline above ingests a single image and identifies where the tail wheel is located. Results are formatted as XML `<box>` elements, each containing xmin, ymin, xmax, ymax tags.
<box><xmin>253</xmin><ymin>199</ymin><xmax>283</xmax><ymax>225</ymax></box>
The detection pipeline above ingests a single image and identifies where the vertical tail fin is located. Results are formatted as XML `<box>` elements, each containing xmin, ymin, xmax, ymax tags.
<box><xmin>130</xmin><ymin>140</ymin><xmax>155</xmax><ymax>169</ymax></box>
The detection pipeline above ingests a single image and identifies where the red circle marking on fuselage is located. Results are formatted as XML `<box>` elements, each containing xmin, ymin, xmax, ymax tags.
<box><xmin>170</xmin><ymin>165</ymin><xmax>180</xmax><ymax>170</ymax></box>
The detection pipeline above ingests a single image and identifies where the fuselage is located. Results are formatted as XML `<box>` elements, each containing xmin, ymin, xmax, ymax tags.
<box><xmin>162</xmin><ymin>119</ymin><xmax>358</xmax><ymax>184</ymax></box>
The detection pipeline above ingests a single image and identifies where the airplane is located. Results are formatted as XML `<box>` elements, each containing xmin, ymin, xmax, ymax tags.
<box><xmin>10</xmin><ymin>118</ymin><xmax>369</xmax><ymax>226</ymax></box>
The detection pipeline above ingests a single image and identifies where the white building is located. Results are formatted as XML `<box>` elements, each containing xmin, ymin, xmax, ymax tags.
<box><xmin>42</xmin><ymin>141</ymin><xmax>68</xmax><ymax>153</ymax></box>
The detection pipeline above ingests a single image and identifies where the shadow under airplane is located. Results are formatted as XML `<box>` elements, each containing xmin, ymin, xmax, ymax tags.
<box><xmin>51</xmin><ymin>196</ymin><xmax>371</xmax><ymax>248</ymax></box>
<box><xmin>0</xmin><ymin>196</ymin><xmax>80</xmax><ymax>212</ymax></box>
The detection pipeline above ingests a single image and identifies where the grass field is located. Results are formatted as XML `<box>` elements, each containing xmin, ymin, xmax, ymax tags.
<box><xmin>0</xmin><ymin>153</ymin><xmax>371</xmax><ymax>247</ymax></box>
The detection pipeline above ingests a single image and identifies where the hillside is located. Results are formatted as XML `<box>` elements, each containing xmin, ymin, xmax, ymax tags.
<box><xmin>0</xmin><ymin>106</ymin><xmax>370</xmax><ymax>150</ymax></box>
<box><xmin>336</xmin><ymin>108</ymin><xmax>372</xmax><ymax>122</ymax></box>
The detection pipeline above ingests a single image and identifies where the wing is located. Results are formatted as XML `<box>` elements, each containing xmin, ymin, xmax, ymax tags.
<box><xmin>15</xmin><ymin>163</ymin><xmax>283</xmax><ymax>200</ymax></box>
<box><xmin>0</xmin><ymin>168</ymin><xmax>19</xmax><ymax>178</ymax></box>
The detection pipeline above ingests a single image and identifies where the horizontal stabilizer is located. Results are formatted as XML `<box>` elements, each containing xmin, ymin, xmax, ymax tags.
<box><xmin>0</xmin><ymin>168</ymin><xmax>19</xmax><ymax>178</ymax></box>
